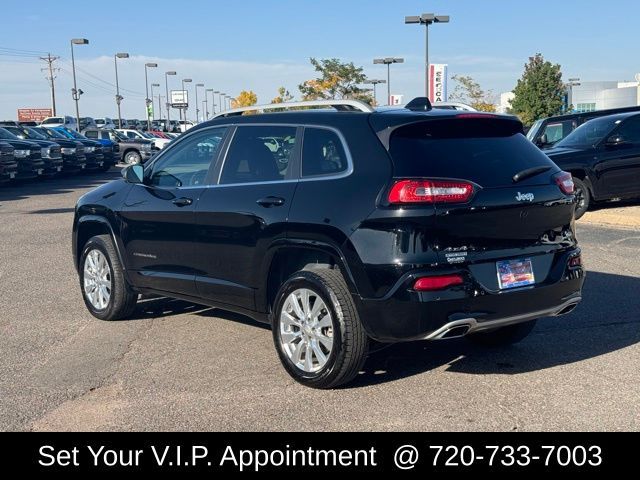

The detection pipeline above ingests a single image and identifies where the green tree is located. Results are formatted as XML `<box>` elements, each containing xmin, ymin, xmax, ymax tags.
<box><xmin>449</xmin><ymin>75</ymin><xmax>496</xmax><ymax>112</ymax></box>
<box><xmin>299</xmin><ymin>58</ymin><xmax>373</xmax><ymax>103</ymax></box>
<box><xmin>271</xmin><ymin>87</ymin><xmax>294</xmax><ymax>104</ymax></box>
<box><xmin>511</xmin><ymin>53</ymin><xmax>565</xmax><ymax>126</ymax></box>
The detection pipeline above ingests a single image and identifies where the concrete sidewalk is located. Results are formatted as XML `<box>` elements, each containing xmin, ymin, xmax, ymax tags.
<box><xmin>582</xmin><ymin>203</ymin><xmax>640</xmax><ymax>230</ymax></box>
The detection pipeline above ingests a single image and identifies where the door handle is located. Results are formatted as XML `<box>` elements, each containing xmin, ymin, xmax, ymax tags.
<box><xmin>256</xmin><ymin>196</ymin><xmax>286</xmax><ymax>208</ymax></box>
<box><xmin>172</xmin><ymin>197</ymin><xmax>193</xmax><ymax>207</ymax></box>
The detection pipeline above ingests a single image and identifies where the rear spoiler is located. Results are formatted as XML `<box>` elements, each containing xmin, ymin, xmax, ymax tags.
<box><xmin>405</xmin><ymin>97</ymin><xmax>433</xmax><ymax>112</ymax></box>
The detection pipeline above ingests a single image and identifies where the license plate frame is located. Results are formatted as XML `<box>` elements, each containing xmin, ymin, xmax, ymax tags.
<box><xmin>497</xmin><ymin>258</ymin><xmax>535</xmax><ymax>290</ymax></box>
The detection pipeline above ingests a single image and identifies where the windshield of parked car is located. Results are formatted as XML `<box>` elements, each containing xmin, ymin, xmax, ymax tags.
<box><xmin>0</xmin><ymin>128</ymin><xmax>19</xmax><ymax>140</ymax></box>
<box><xmin>24</xmin><ymin>127</ymin><xmax>48</xmax><ymax>140</ymax></box>
<box><xmin>555</xmin><ymin>116</ymin><xmax>622</xmax><ymax>149</ymax></box>
<box><xmin>62</xmin><ymin>128</ymin><xmax>88</xmax><ymax>140</ymax></box>
<box><xmin>36</xmin><ymin>127</ymin><xmax>65</xmax><ymax>139</ymax></box>
<box><xmin>2</xmin><ymin>126</ymin><xmax>29</xmax><ymax>138</ymax></box>
<box><xmin>109</xmin><ymin>130</ymin><xmax>127</xmax><ymax>141</ymax></box>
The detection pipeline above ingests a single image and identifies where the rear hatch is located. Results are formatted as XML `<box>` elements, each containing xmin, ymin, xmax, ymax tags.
<box><xmin>379</xmin><ymin>114</ymin><xmax>576</xmax><ymax>291</ymax></box>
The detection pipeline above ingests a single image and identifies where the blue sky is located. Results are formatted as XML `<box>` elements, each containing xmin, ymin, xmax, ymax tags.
<box><xmin>1</xmin><ymin>0</ymin><xmax>639</xmax><ymax>119</ymax></box>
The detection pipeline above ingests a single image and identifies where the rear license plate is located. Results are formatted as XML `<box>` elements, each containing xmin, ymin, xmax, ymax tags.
<box><xmin>497</xmin><ymin>258</ymin><xmax>535</xmax><ymax>290</ymax></box>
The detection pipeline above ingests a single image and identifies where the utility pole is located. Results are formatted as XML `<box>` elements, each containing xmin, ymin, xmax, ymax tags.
<box><xmin>40</xmin><ymin>53</ymin><xmax>60</xmax><ymax>115</ymax></box>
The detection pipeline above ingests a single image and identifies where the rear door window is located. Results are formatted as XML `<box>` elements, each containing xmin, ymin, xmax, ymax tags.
<box><xmin>84</xmin><ymin>131</ymin><xmax>98</xmax><ymax>139</ymax></box>
<box><xmin>220</xmin><ymin>126</ymin><xmax>297</xmax><ymax>184</ymax></box>
<box><xmin>388</xmin><ymin>118</ymin><xmax>557</xmax><ymax>187</ymax></box>
<box><xmin>542</xmin><ymin>120</ymin><xmax>576</xmax><ymax>144</ymax></box>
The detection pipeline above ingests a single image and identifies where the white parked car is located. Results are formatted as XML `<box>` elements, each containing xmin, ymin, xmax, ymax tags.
<box><xmin>178</xmin><ymin>121</ymin><xmax>195</xmax><ymax>133</ymax></box>
<box><xmin>431</xmin><ymin>102</ymin><xmax>478</xmax><ymax>112</ymax></box>
<box><xmin>116</xmin><ymin>129</ymin><xmax>171</xmax><ymax>150</ymax></box>
<box><xmin>41</xmin><ymin>115</ymin><xmax>78</xmax><ymax>129</ymax></box>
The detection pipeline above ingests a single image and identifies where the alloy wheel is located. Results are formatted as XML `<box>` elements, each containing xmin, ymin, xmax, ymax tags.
<box><xmin>83</xmin><ymin>249</ymin><xmax>112</xmax><ymax>310</ymax></box>
<box><xmin>279</xmin><ymin>288</ymin><xmax>334</xmax><ymax>373</ymax></box>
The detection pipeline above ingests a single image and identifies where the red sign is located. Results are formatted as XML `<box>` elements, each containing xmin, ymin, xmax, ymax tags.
<box><xmin>17</xmin><ymin>108</ymin><xmax>53</xmax><ymax>122</ymax></box>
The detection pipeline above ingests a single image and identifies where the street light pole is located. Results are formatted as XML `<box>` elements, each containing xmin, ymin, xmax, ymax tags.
<box><xmin>195</xmin><ymin>83</ymin><xmax>204</xmax><ymax>123</ymax></box>
<box><xmin>150</xmin><ymin>83</ymin><xmax>160</xmax><ymax>121</ymax></box>
<box><xmin>405</xmin><ymin>13</ymin><xmax>450</xmax><ymax>99</ymax></box>
<box><xmin>212</xmin><ymin>90</ymin><xmax>219</xmax><ymax>114</ymax></box>
<box><xmin>206</xmin><ymin>89</ymin><xmax>214</xmax><ymax>117</ymax></box>
<box><xmin>373</xmin><ymin>58</ymin><xmax>404</xmax><ymax>105</ymax></box>
<box><xmin>70</xmin><ymin>38</ymin><xmax>89</xmax><ymax>131</ymax></box>
<box><xmin>365</xmin><ymin>79</ymin><xmax>386</xmax><ymax>105</ymax></box>
<box><xmin>114</xmin><ymin>52</ymin><xmax>129</xmax><ymax>129</ymax></box>
<box><xmin>181</xmin><ymin>78</ymin><xmax>192</xmax><ymax>126</ymax></box>
<box><xmin>165</xmin><ymin>71</ymin><xmax>176</xmax><ymax>131</ymax></box>
<box><xmin>144</xmin><ymin>63</ymin><xmax>158</xmax><ymax>130</ymax></box>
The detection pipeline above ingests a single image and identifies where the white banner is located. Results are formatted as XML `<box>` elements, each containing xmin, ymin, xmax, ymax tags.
<box><xmin>429</xmin><ymin>64</ymin><xmax>448</xmax><ymax>103</ymax></box>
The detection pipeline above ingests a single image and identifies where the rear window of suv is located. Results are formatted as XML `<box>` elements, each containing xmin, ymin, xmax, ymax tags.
<box><xmin>388</xmin><ymin>118</ymin><xmax>557</xmax><ymax>187</ymax></box>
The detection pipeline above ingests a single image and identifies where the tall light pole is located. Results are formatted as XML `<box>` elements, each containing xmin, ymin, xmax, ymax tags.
<box><xmin>212</xmin><ymin>90</ymin><xmax>220</xmax><ymax>114</ymax></box>
<box><xmin>405</xmin><ymin>13</ymin><xmax>450</xmax><ymax>99</ymax></box>
<box><xmin>566</xmin><ymin>77</ymin><xmax>581</xmax><ymax>112</ymax></box>
<box><xmin>206</xmin><ymin>89</ymin><xmax>214</xmax><ymax>117</ymax></box>
<box><xmin>365</xmin><ymin>79</ymin><xmax>386</xmax><ymax>105</ymax></box>
<box><xmin>150</xmin><ymin>83</ymin><xmax>160</xmax><ymax>121</ymax></box>
<box><xmin>226</xmin><ymin>95</ymin><xmax>232</xmax><ymax>110</ymax></box>
<box><xmin>195</xmin><ymin>83</ymin><xmax>204</xmax><ymax>123</ymax></box>
<box><xmin>165</xmin><ymin>71</ymin><xmax>176</xmax><ymax>130</ymax></box>
<box><xmin>181</xmin><ymin>78</ymin><xmax>192</xmax><ymax>124</ymax></box>
<box><xmin>114</xmin><ymin>52</ymin><xmax>129</xmax><ymax>129</ymax></box>
<box><xmin>373</xmin><ymin>58</ymin><xmax>404</xmax><ymax>106</ymax></box>
<box><xmin>158</xmin><ymin>95</ymin><xmax>165</xmax><ymax>128</ymax></box>
<box><xmin>70</xmin><ymin>38</ymin><xmax>89</xmax><ymax>131</ymax></box>
<box><xmin>144</xmin><ymin>62</ymin><xmax>158</xmax><ymax>130</ymax></box>
<box><xmin>219</xmin><ymin>92</ymin><xmax>226</xmax><ymax>112</ymax></box>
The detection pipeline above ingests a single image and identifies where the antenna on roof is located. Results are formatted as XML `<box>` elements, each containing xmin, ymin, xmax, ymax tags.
<box><xmin>405</xmin><ymin>97</ymin><xmax>433</xmax><ymax>111</ymax></box>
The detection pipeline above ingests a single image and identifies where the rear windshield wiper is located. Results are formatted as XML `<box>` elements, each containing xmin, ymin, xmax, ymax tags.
<box><xmin>513</xmin><ymin>166</ymin><xmax>552</xmax><ymax>183</ymax></box>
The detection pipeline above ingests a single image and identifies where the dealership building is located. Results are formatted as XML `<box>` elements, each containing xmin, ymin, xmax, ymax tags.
<box><xmin>569</xmin><ymin>80</ymin><xmax>640</xmax><ymax>112</ymax></box>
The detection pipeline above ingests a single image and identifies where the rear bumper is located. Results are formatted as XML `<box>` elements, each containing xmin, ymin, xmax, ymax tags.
<box><xmin>356</xmin><ymin>248</ymin><xmax>585</xmax><ymax>342</ymax></box>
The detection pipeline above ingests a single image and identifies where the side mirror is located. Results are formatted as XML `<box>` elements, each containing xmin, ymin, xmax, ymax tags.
<box><xmin>605</xmin><ymin>135</ymin><xmax>626</xmax><ymax>146</ymax></box>
<box><xmin>122</xmin><ymin>164</ymin><xmax>144</xmax><ymax>183</ymax></box>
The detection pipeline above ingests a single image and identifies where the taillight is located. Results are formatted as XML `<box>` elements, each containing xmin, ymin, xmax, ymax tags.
<box><xmin>568</xmin><ymin>254</ymin><xmax>582</xmax><ymax>268</ymax></box>
<box><xmin>388</xmin><ymin>179</ymin><xmax>474</xmax><ymax>204</ymax></box>
<box><xmin>414</xmin><ymin>274</ymin><xmax>464</xmax><ymax>291</ymax></box>
<box><xmin>554</xmin><ymin>171</ymin><xmax>575</xmax><ymax>195</ymax></box>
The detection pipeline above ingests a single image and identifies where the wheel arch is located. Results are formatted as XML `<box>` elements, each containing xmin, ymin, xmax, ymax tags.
<box><xmin>258</xmin><ymin>240</ymin><xmax>360</xmax><ymax>316</ymax></box>
<box><xmin>74</xmin><ymin>216</ymin><xmax>126</xmax><ymax>274</ymax></box>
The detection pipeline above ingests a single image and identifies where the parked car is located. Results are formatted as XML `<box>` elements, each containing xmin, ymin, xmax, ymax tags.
<box><xmin>527</xmin><ymin>105</ymin><xmax>640</xmax><ymax>149</ymax></box>
<box><xmin>83</xmin><ymin>128</ymin><xmax>153</xmax><ymax>164</ymax></box>
<box><xmin>33</xmin><ymin>127</ymin><xmax>87</xmax><ymax>172</ymax></box>
<box><xmin>72</xmin><ymin>99</ymin><xmax>585</xmax><ymax>388</ymax></box>
<box><xmin>95</xmin><ymin>118</ymin><xmax>116</xmax><ymax>130</ymax></box>
<box><xmin>41</xmin><ymin>116</ymin><xmax>77</xmax><ymax>130</ymax></box>
<box><xmin>48</xmin><ymin>127</ymin><xmax>109</xmax><ymax>171</ymax></box>
<box><xmin>543</xmin><ymin>112</ymin><xmax>640</xmax><ymax>219</ymax></box>
<box><xmin>0</xmin><ymin>128</ymin><xmax>45</xmax><ymax>179</ymax></box>
<box><xmin>0</xmin><ymin>141</ymin><xmax>18</xmax><ymax>183</ymax></box>
<box><xmin>116</xmin><ymin>128</ymin><xmax>171</xmax><ymax>150</ymax></box>
<box><xmin>431</xmin><ymin>102</ymin><xmax>478</xmax><ymax>112</ymax></box>
<box><xmin>79</xmin><ymin>117</ymin><xmax>97</xmax><ymax>130</ymax></box>
<box><xmin>19</xmin><ymin>121</ymin><xmax>39</xmax><ymax>127</ymax></box>
<box><xmin>0</xmin><ymin>126</ymin><xmax>63</xmax><ymax>176</ymax></box>
<box><xmin>79</xmin><ymin>128</ymin><xmax>119</xmax><ymax>165</ymax></box>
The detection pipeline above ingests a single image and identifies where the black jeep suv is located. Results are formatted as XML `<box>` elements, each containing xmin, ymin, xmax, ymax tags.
<box><xmin>73</xmin><ymin>100</ymin><xmax>585</xmax><ymax>388</ymax></box>
<box><xmin>544</xmin><ymin>112</ymin><xmax>640</xmax><ymax>219</ymax></box>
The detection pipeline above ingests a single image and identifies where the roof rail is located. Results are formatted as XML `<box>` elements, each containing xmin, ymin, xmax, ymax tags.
<box><xmin>212</xmin><ymin>99</ymin><xmax>374</xmax><ymax>119</ymax></box>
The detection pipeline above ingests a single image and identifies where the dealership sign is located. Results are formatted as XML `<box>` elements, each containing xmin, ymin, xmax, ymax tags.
<box><xmin>17</xmin><ymin>108</ymin><xmax>52</xmax><ymax>122</ymax></box>
<box><xmin>429</xmin><ymin>64</ymin><xmax>448</xmax><ymax>103</ymax></box>
<box><xmin>170</xmin><ymin>90</ymin><xmax>188</xmax><ymax>108</ymax></box>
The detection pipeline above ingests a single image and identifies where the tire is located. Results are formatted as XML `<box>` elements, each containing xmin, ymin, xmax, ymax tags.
<box><xmin>124</xmin><ymin>150</ymin><xmax>141</xmax><ymax>165</ymax></box>
<box><xmin>467</xmin><ymin>319</ymin><xmax>537</xmax><ymax>347</ymax></box>
<box><xmin>79</xmin><ymin>235</ymin><xmax>138</xmax><ymax>321</ymax></box>
<box><xmin>272</xmin><ymin>268</ymin><xmax>368</xmax><ymax>389</ymax></box>
<box><xmin>572</xmin><ymin>177</ymin><xmax>590</xmax><ymax>220</ymax></box>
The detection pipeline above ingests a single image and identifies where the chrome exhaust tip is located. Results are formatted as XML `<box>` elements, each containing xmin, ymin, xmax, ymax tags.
<box><xmin>437</xmin><ymin>324</ymin><xmax>472</xmax><ymax>340</ymax></box>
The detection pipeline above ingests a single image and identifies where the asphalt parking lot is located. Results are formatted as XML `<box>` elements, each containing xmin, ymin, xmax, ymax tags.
<box><xmin>1</xmin><ymin>169</ymin><xmax>639</xmax><ymax>432</ymax></box>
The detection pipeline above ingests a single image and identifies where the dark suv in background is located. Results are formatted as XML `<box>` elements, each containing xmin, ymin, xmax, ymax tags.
<box><xmin>34</xmin><ymin>127</ymin><xmax>87</xmax><ymax>172</ymax></box>
<box><xmin>0</xmin><ymin>142</ymin><xmax>18</xmax><ymax>182</ymax></box>
<box><xmin>0</xmin><ymin>128</ymin><xmax>45</xmax><ymax>179</ymax></box>
<box><xmin>0</xmin><ymin>125</ymin><xmax>63</xmax><ymax>176</ymax></box>
<box><xmin>544</xmin><ymin>112</ymin><xmax>640</xmax><ymax>218</ymax></box>
<box><xmin>73</xmin><ymin>99</ymin><xmax>585</xmax><ymax>388</ymax></box>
